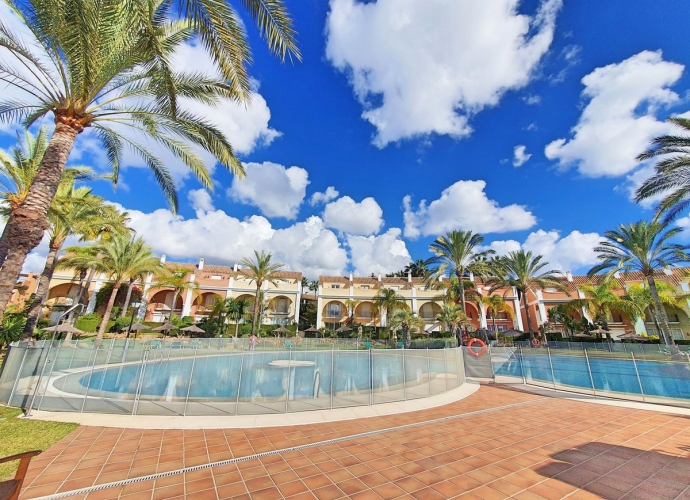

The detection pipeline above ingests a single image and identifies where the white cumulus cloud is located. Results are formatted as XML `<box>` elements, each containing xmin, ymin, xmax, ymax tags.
<box><xmin>310</xmin><ymin>186</ymin><xmax>340</xmax><ymax>206</ymax></box>
<box><xmin>347</xmin><ymin>228</ymin><xmax>411</xmax><ymax>276</ymax></box>
<box><xmin>403</xmin><ymin>180</ymin><xmax>536</xmax><ymax>239</ymax></box>
<box><xmin>513</xmin><ymin>145</ymin><xmax>532</xmax><ymax>167</ymax></box>
<box><xmin>110</xmin><ymin>204</ymin><xmax>348</xmax><ymax>279</ymax></box>
<box><xmin>227</xmin><ymin>162</ymin><xmax>309</xmax><ymax>219</ymax></box>
<box><xmin>326</xmin><ymin>0</ymin><xmax>562</xmax><ymax>147</ymax></box>
<box><xmin>187</xmin><ymin>189</ymin><xmax>214</xmax><ymax>213</ymax></box>
<box><xmin>485</xmin><ymin>229</ymin><xmax>602</xmax><ymax>273</ymax></box>
<box><xmin>322</xmin><ymin>196</ymin><xmax>384</xmax><ymax>236</ymax></box>
<box><xmin>545</xmin><ymin>50</ymin><xmax>683</xmax><ymax>177</ymax></box>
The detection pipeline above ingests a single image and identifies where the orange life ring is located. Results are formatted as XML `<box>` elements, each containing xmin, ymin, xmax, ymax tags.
<box><xmin>531</xmin><ymin>338</ymin><xmax>541</xmax><ymax>347</ymax></box>
<box><xmin>467</xmin><ymin>338</ymin><xmax>487</xmax><ymax>357</ymax></box>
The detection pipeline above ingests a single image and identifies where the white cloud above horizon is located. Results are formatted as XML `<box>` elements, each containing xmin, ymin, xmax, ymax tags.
<box><xmin>325</xmin><ymin>0</ymin><xmax>562</xmax><ymax>147</ymax></box>
<box><xmin>545</xmin><ymin>50</ymin><xmax>683</xmax><ymax>178</ymax></box>
<box><xmin>322</xmin><ymin>196</ymin><xmax>384</xmax><ymax>236</ymax></box>
<box><xmin>227</xmin><ymin>161</ymin><xmax>309</xmax><ymax>219</ymax></box>
<box><xmin>483</xmin><ymin>229</ymin><xmax>602</xmax><ymax>273</ymax></box>
<box><xmin>513</xmin><ymin>145</ymin><xmax>532</xmax><ymax>167</ymax></box>
<box><xmin>403</xmin><ymin>180</ymin><xmax>537</xmax><ymax>239</ymax></box>
<box><xmin>310</xmin><ymin>186</ymin><xmax>340</xmax><ymax>206</ymax></box>
<box><xmin>347</xmin><ymin>228</ymin><xmax>411</xmax><ymax>276</ymax></box>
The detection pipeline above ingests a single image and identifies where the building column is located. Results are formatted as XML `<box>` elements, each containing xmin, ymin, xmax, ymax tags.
<box><xmin>512</xmin><ymin>287</ymin><xmax>524</xmax><ymax>331</ymax></box>
<box><xmin>294</xmin><ymin>281</ymin><xmax>302</xmax><ymax>326</ymax></box>
<box><xmin>535</xmin><ymin>290</ymin><xmax>548</xmax><ymax>325</ymax></box>
<box><xmin>86</xmin><ymin>273</ymin><xmax>105</xmax><ymax>313</ymax></box>
<box><xmin>181</xmin><ymin>274</ymin><xmax>196</xmax><ymax>317</ymax></box>
<box><xmin>411</xmin><ymin>286</ymin><xmax>417</xmax><ymax>315</ymax></box>
<box><xmin>316</xmin><ymin>285</ymin><xmax>323</xmax><ymax>328</ymax></box>
<box><xmin>226</xmin><ymin>276</ymin><xmax>234</xmax><ymax>299</ymax></box>
<box><xmin>478</xmin><ymin>289</ymin><xmax>488</xmax><ymax>328</ymax></box>
<box><xmin>577</xmin><ymin>289</ymin><xmax>593</xmax><ymax>322</ymax></box>
<box><xmin>138</xmin><ymin>273</ymin><xmax>154</xmax><ymax>319</ymax></box>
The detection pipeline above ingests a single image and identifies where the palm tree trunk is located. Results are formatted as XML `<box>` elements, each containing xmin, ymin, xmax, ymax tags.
<box><xmin>0</xmin><ymin>223</ymin><xmax>10</xmax><ymax>267</ymax></box>
<box><xmin>647</xmin><ymin>276</ymin><xmax>675</xmax><ymax>347</ymax></box>
<box><xmin>402</xmin><ymin>325</ymin><xmax>410</xmax><ymax>348</ymax></box>
<box><xmin>251</xmin><ymin>285</ymin><xmax>261</xmax><ymax>336</ymax></box>
<box><xmin>22</xmin><ymin>243</ymin><xmax>62</xmax><ymax>339</ymax></box>
<box><xmin>96</xmin><ymin>283</ymin><xmax>121</xmax><ymax>347</ymax></box>
<box><xmin>492</xmin><ymin>315</ymin><xmax>497</xmax><ymax>341</ymax></box>
<box><xmin>522</xmin><ymin>291</ymin><xmax>535</xmax><ymax>339</ymax></box>
<box><xmin>234</xmin><ymin>318</ymin><xmax>240</xmax><ymax>339</ymax></box>
<box><xmin>457</xmin><ymin>271</ymin><xmax>467</xmax><ymax>313</ymax></box>
<box><xmin>120</xmin><ymin>280</ymin><xmax>135</xmax><ymax>318</ymax></box>
<box><xmin>66</xmin><ymin>269</ymin><xmax>88</xmax><ymax>324</ymax></box>
<box><xmin>0</xmin><ymin>123</ymin><xmax>79</xmax><ymax>321</ymax></box>
<box><xmin>78</xmin><ymin>266</ymin><xmax>97</xmax><ymax>307</ymax></box>
<box><xmin>170</xmin><ymin>290</ymin><xmax>179</xmax><ymax>321</ymax></box>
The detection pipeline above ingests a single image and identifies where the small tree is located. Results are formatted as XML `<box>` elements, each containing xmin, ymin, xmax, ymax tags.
<box><xmin>241</xmin><ymin>251</ymin><xmax>284</xmax><ymax>336</ymax></box>
<box><xmin>388</xmin><ymin>309</ymin><xmax>423</xmax><ymax>348</ymax></box>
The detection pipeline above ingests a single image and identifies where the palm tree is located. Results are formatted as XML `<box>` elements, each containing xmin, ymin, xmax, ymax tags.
<box><xmin>435</xmin><ymin>304</ymin><xmax>468</xmax><ymax>341</ymax></box>
<box><xmin>388</xmin><ymin>309</ymin><xmax>423</xmax><ymax>348</ymax></box>
<box><xmin>427</xmin><ymin>231</ymin><xmax>494</xmax><ymax>314</ymax></box>
<box><xmin>433</xmin><ymin>276</ymin><xmax>479</xmax><ymax>307</ymax></box>
<box><xmin>477</xmin><ymin>295</ymin><xmax>515</xmax><ymax>338</ymax></box>
<box><xmin>589</xmin><ymin>221</ymin><xmax>690</xmax><ymax>346</ymax></box>
<box><xmin>228</xmin><ymin>298</ymin><xmax>252</xmax><ymax>338</ymax></box>
<box><xmin>152</xmin><ymin>266</ymin><xmax>200</xmax><ymax>321</ymax></box>
<box><xmin>308</xmin><ymin>280</ymin><xmax>319</xmax><ymax>293</ymax></box>
<box><xmin>90</xmin><ymin>236</ymin><xmax>162</xmax><ymax>346</ymax></box>
<box><xmin>566</xmin><ymin>277</ymin><xmax>639</xmax><ymax>341</ymax></box>
<box><xmin>404</xmin><ymin>259</ymin><xmax>431</xmax><ymax>279</ymax></box>
<box><xmin>345</xmin><ymin>298</ymin><xmax>361</xmax><ymax>324</ymax></box>
<box><xmin>241</xmin><ymin>251</ymin><xmax>284</xmax><ymax>336</ymax></box>
<box><xmin>624</xmin><ymin>282</ymin><xmax>689</xmax><ymax>337</ymax></box>
<box><xmin>635</xmin><ymin>117</ymin><xmax>690</xmax><ymax>223</ymax></box>
<box><xmin>486</xmin><ymin>251</ymin><xmax>567</xmax><ymax>339</ymax></box>
<box><xmin>0</xmin><ymin>0</ymin><xmax>300</xmax><ymax>320</ymax></box>
<box><xmin>22</xmin><ymin>187</ymin><xmax>130</xmax><ymax>336</ymax></box>
<box><xmin>547</xmin><ymin>304</ymin><xmax>575</xmax><ymax>337</ymax></box>
<box><xmin>0</xmin><ymin>127</ymin><xmax>95</xmax><ymax>264</ymax></box>
<box><xmin>373</xmin><ymin>288</ymin><xmax>408</xmax><ymax>328</ymax></box>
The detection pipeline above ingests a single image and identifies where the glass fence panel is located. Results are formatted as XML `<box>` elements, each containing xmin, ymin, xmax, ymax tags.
<box><xmin>636</xmin><ymin>358</ymin><xmax>690</xmax><ymax>406</ymax></box>
<box><xmin>286</xmin><ymin>350</ymin><xmax>334</xmax><ymax>412</ymax></box>
<box><xmin>549</xmin><ymin>351</ymin><xmax>594</xmax><ymax>394</ymax></box>
<box><xmin>586</xmin><ymin>351</ymin><xmax>644</xmax><ymax>402</ymax></box>
<box><xmin>236</xmin><ymin>351</ymin><xmax>290</xmax><ymax>415</ymax></box>
<box><xmin>520</xmin><ymin>350</ymin><xmax>554</xmax><ymax>388</ymax></box>
<box><xmin>8</xmin><ymin>346</ymin><xmax>51</xmax><ymax>408</ymax></box>
<box><xmin>403</xmin><ymin>351</ymin><xmax>430</xmax><ymax>400</ymax></box>
<box><xmin>133</xmin><ymin>348</ymin><xmax>196</xmax><ymax>416</ymax></box>
<box><xmin>428</xmin><ymin>349</ymin><xmax>447</xmax><ymax>395</ymax></box>
<box><xmin>372</xmin><ymin>351</ymin><xmax>404</xmax><ymax>404</ymax></box>
<box><xmin>0</xmin><ymin>346</ymin><xmax>27</xmax><ymax>403</ymax></box>
<box><xmin>184</xmin><ymin>350</ymin><xmax>243</xmax><ymax>416</ymax></box>
<box><xmin>332</xmin><ymin>351</ymin><xmax>371</xmax><ymax>408</ymax></box>
<box><xmin>491</xmin><ymin>347</ymin><xmax>523</xmax><ymax>381</ymax></box>
<box><xmin>445</xmin><ymin>347</ymin><xmax>462</xmax><ymax>388</ymax></box>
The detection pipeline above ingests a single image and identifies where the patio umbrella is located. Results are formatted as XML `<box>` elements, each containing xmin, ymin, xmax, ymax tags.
<box><xmin>42</xmin><ymin>323</ymin><xmax>84</xmax><ymax>335</ymax></box>
<box><xmin>573</xmin><ymin>332</ymin><xmax>593</xmax><ymax>338</ymax></box>
<box><xmin>272</xmin><ymin>325</ymin><xmax>290</xmax><ymax>335</ymax></box>
<box><xmin>304</xmin><ymin>326</ymin><xmax>318</xmax><ymax>333</ymax></box>
<box><xmin>152</xmin><ymin>321</ymin><xmax>175</xmax><ymax>332</ymax></box>
<box><xmin>336</xmin><ymin>325</ymin><xmax>352</xmax><ymax>333</ymax></box>
<box><xmin>617</xmin><ymin>332</ymin><xmax>648</xmax><ymax>342</ymax></box>
<box><xmin>180</xmin><ymin>324</ymin><xmax>205</xmax><ymax>334</ymax></box>
<box><xmin>129</xmin><ymin>322</ymin><xmax>149</xmax><ymax>332</ymax></box>
<box><xmin>502</xmin><ymin>329</ymin><xmax>525</xmax><ymax>338</ymax></box>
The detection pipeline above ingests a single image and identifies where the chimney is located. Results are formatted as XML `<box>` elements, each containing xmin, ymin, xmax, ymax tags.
<box><xmin>469</xmin><ymin>272</ymin><xmax>474</xmax><ymax>282</ymax></box>
<box><xmin>439</xmin><ymin>275</ymin><xmax>443</xmax><ymax>282</ymax></box>
<box><xmin>198</xmin><ymin>257</ymin><xmax>204</xmax><ymax>271</ymax></box>
<box><xmin>233</xmin><ymin>262</ymin><xmax>238</xmax><ymax>272</ymax></box>
<box><xmin>377</xmin><ymin>273</ymin><xmax>382</xmax><ymax>282</ymax></box>
<box><xmin>407</xmin><ymin>270</ymin><xmax>412</xmax><ymax>283</ymax></box>
<box><xmin>663</xmin><ymin>268</ymin><xmax>672</xmax><ymax>276</ymax></box>
<box><xmin>160</xmin><ymin>254</ymin><xmax>166</xmax><ymax>264</ymax></box>
<box><xmin>566</xmin><ymin>271</ymin><xmax>573</xmax><ymax>282</ymax></box>
<box><xmin>349</xmin><ymin>271</ymin><xmax>353</xmax><ymax>282</ymax></box>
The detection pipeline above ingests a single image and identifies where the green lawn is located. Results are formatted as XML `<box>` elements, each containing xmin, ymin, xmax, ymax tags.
<box><xmin>0</xmin><ymin>405</ymin><xmax>79</xmax><ymax>480</ymax></box>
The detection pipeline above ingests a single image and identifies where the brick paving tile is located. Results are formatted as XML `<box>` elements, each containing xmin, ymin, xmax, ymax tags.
<box><xmin>17</xmin><ymin>385</ymin><xmax>690</xmax><ymax>500</ymax></box>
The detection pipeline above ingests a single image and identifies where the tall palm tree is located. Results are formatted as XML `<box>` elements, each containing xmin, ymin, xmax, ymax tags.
<box><xmin>373</xmin><ymin>288</ymin><xmax>408</xmax><ymax>328</ymax></box>
<box><xmin>90</xmin><ymin>236</ymin><xmax>162</xmax><ymax>346</ymax></box>
<box><xmin>624</xmin><ymin>282</ymin><xmax>689</xmax><ymax>336</ymax></box>
<box><xmin>0</xmin><ymin>0</ymin><xmax>299</xmax><ymax>320</ymax></box>
<box><xmin>427</xmin><ymin>231</ymin><xmax>494</xmax><ymax>314</ymax></box>
<box><xmin>388</xmin><ymin>309</ymin><xmax>423</xmax><ymax>348</ymax></box>
<box><xmin>566</xmin><ymin>277</ymin><xmax>639</xmax><ymax>341</ymax></box>
<box><xmin>22</xmin><ymin>187</ymin><xmax>129</xmax><ymax>336</ymax></box>
<box><xmin>152</xmin><ymin>266</ymin><xmax>200</xmax><ymax>321</ymax></box>
<box><xmin>228</xmin><ymin>298</ymin><xmax>252</xmax><ymax>338</ymax></box>
<box><xmin>635</xmin><ymin>117</ymin><xmax>690</xmax><ymax>223</ymax></box>
<box><xmin>241</xmin><ymin>250</ymin><xmax>284</xmax><ymax>336</ymax></box>
<box><xmin>345</xmin><ymin>298</ymin><xmax>361</xmax><ymax>324</ymax></box>
<box><xmin>476</xmin><ymin>294</ymin><xmax>515</xmax><ymax>337</ymax></box>
<box><xmin>486</xmin><ymin>251</ymin><xmax>566</xmax><ymax>339</ymax></box>
<box><xmin>589</xmin><ymin>221</ymin><xmax>690</xmax><ymax>346</ymax></box>
<box><xmin>404</xmin><ymin>259</ymin><xmax>431</xmax><ymax>279</ymax></box>
<box><xmin>433</xmin><ymin>276</ymin><xmax>479</xmax><ymax>307</ymax></box>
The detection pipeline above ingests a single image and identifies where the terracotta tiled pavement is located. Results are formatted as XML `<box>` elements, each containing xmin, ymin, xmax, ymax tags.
<box><xmin>18</xmin><ymin>386</ymin><xmax>690</xmax><ymax>499</ymax></box>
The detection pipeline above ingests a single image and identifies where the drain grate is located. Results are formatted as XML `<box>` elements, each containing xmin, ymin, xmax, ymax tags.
<box><xmin>32</xmin><ymin>398</ymin><xmax>545</xmax><ymax>500</ymax></box>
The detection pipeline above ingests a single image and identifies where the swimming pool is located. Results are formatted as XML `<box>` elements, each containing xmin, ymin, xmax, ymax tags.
<box><xmin>493</xmin><ymin>349</ymin><xmax>690</xmax><ymax>405</ymax></box>
<box><xmin>0</xmin><ymin>344</ymin><xmax>465</xmax><ymax>416</ymax></box>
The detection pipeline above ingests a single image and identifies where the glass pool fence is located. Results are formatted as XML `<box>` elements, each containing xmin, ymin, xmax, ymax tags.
<box><xmin>490</xmin><ymin>345</ymin><xmax>690</xmax><ymax>408</ymax></box>
<box><xmin>0</xmin><ymin>339</ymin><xmax>464</xmax><ymax>416</ymax></box>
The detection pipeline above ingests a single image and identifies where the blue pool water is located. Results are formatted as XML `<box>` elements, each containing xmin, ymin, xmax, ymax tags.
<box><xmin>493</xmin><ymin>353</ymin><xmax>690</xmax><ymax>401</ymax></box>
<box><xmin>58</xmin><ymin>351</ymin><xmax>450</xmax><ymax>401</ymax></box>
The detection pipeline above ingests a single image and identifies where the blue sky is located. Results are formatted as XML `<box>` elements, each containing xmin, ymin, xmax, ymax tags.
<box><xmin>4</xmin><ymin>0</ymin><xmax>690</xmax><ymax>278</ymax></box>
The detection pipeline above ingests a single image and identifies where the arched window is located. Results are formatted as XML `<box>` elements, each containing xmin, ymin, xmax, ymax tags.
<box><xmin>327</xmin><ymin>303</ymin><xmax>342</xmax><ymax>317</ymax></box>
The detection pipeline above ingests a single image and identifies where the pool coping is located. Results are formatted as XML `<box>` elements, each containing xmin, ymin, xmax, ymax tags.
<box><xmin>20</xmin><ymin>381</ymin><xmax>480</xmax><ymax>429</ymax></box>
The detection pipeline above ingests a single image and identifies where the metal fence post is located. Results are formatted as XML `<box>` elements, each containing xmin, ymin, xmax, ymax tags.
<box><xmin>235</xmin><ymin>350</ymin><xmax>245</xmax><ymax>416</ymax></box>
<box><xmin>518</xmin><ymin>346</ymin><xmax>526</xmax><ymax>385</ymax></box>
<box><xmin>37</xmin><ymin>340</ymin><xmax>64</xmax><ymax>412</ymax></box>
<box><xmin>285</xmin><ymin>349</ymin><xmax>292</xmax><ymax>413</ymax></box>
<box><xmin>443</xmin><ymin>347</ymin><xmax>449</xmax><ymax>391</ymax></box>
<box><xmin>426</xmin><ymin>348</ymin><xmax>431</xmax><ymax>397</ymax></box>
<box><xmin>630</xmin><ymin>352</ymin><xmax>646</xmax><ymax>403</ymax></box>
<box><xmin>80</xmin><ymin>348</ymin><xmax>100</xmax><ymax>413</ymax></box>
<box><xmin>7</xmin><ymin>347</ymin><xmax>30</xmax><ymax>406</ymax></box>
<box><xmin>67</xmin><ymin>345</ymin><xmax>77</xmax><ymax>371</ymax></box>
<box><xmin>547</xmin><ymin>347</ymin><xmax>556</xmax><ymax>390</ymax></box>
<box><xmin>584</xmin><ymin>348</ymin><xmax>596</xmax><ymax>396</ymax></box>
<box><xmin>402</xmin><ymin>348</ymin><xmax>407</xmax><ymax>401</ymax></box>
<box><xmin>369</xmin><ymin>348</ymin><xmax>373</xmax><ymax>406</ymax></box>
<box><xmin>330</xmin><ymin>348</ymin><xmax>335</xmax><ymax>410</ymax></box>
<box><xmin>26</xmin><ymin>342</ymin><xmax>53</xmax><ymax>416</ymax></box>
<box><xmin>132</xmin><ymin>350</ymin><xmax>149</xmax><ymax>415</ymax></box>
<box><xmin>183</xmin><ymin>349</ymin><xmax>198</xmax><ymax>416</ymax></box>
